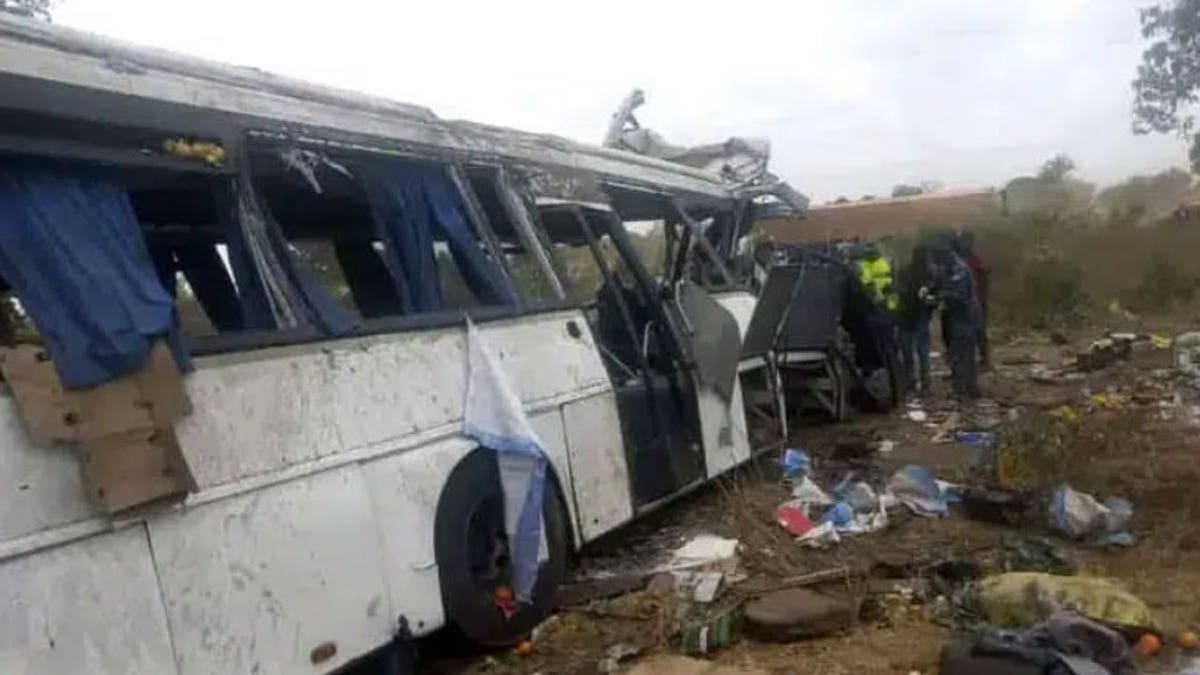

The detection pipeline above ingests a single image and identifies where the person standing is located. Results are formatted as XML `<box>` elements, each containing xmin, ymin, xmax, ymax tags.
<box><xmin>896</xmin><ymin>244</ymin><xmax>936</xmax><ymax>393</ymax></box>
<box><xmin>933</xmin><ymin>242</ymin><xmax>982</xmax><ymax>401</ymax></box>
<box><xmin>954</xmin><ymin>230</ymin><xmax>992</xmax><ymax>370</ymax></box>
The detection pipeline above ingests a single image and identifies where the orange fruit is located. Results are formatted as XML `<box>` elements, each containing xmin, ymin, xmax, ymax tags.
<box><xmin>514</xmin><ymin>639</ymin><xmax>533</xmax><ymax>657</ymax></box>
<box><xmin>494</xmin><ymin>586</ymin><xmax>513</xmax><ymax>602</ymax></box>
<box><xmin>1135</xmin><ymin>633</ymin><xmax>1162</xmax><ymax>657</ymax></box>
<box><xmin>1180</xmin><ymin>631</ymin><xmax>1199</xmax><ymax>649</ymax></box>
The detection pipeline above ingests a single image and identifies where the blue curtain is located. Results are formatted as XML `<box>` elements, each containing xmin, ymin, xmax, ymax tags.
<box><xmin>0</xmin><ymin>163</ymin><xmax>190</xmax><ymax>388</ymax></box>
<box><xmin>362</xmin><ymin>160</ymin><xmax>516</xmax><ymax>312</ymax></box>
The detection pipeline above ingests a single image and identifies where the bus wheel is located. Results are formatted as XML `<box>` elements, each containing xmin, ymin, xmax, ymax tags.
<box><xmin>434</xmin><ymin>448</ymin><xmax>569</xmax><ymax>647</ymax></box>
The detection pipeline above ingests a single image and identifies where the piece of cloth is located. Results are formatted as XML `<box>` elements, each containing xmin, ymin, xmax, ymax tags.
<box><xmin>0</xmin><ymin>163</ymin><xmax>190</xmax><ymax>387</ymax></box>
<box><xmin>978</xmin><ymin>573</ymin><xmax>1156</xmax><ymax>629</ymax></box>
<box><xmin>362</xmin><ymin>160</ymin><xmax>516</xmax><ymax>313</ymax></box>
<box><xmin>463</xmin><ymin>318</ymin><xmax>548</xmax><ymax>603</ymax></box>
<box><xmin>1016</xmin><ymin>611</ymin><xmax>1135</xmax><ymax>675</ymax></box>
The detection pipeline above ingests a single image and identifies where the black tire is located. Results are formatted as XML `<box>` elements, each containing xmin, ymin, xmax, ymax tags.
<box><xmin>434</xmin><ymin>448</ymin><xmax>569</xmax><ymax>646</ymax></box>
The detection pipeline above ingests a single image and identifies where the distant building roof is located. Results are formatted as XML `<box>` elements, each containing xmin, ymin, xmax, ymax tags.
<box><xmin>756</xmin><ymin>188</ymin><xmax>1001</xmax><ymax>244</ymax></box>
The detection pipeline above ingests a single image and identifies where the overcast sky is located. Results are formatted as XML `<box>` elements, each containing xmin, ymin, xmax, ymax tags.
<box><xmin>56</xmin><ymin>0</ymin><xmax>1188</xmax><ymax>202</ymax></box>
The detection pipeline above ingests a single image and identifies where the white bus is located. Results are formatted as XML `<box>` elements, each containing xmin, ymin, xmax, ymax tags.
<box><xmin>0</xmin><ymin>15</ymin><xmax>786</xmax><ymax>675</ymax></box>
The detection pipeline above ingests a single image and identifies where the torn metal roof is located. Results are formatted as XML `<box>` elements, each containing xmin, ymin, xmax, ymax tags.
<box><xmin>0</xmin><ymin>15</ymin><xmax>733</xmax><ymax>200</ymax></box>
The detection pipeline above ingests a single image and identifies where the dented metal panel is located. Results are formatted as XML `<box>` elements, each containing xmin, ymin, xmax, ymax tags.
<box><xmin>359</xmin><ymin>409</ymin><xmax>579</xmax><ymax>639</ymax></box>
<box><xmin>562</xmin><ymin>393</ymin><xmax>633</xmax><ymax>541</ymax></box>
<box><xmin>148</xmin><ymin>465</ymin><xmax>393</xmax><ymax>675</ymax></box>
<box><xmin>175</xmin><ymin>311</ymin><xmax>609</xmax><ymax>489</ymax></box>
<box><xmin>0</xmin><ymin>526</ymin><xmax>176</xmax><ymax>675</ymax></box>
<box><xmin>360</xmin><ymin>438</ymin><xmax>471</xmax><ymax>638</ymax></box>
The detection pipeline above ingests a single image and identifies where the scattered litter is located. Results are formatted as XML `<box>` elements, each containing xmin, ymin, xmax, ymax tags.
<box><xmin>821</xmin><ymin>500</ymin><xmax>888</xmax><ymax>535</ymax></box>
<box><xmin>1049</xmin><ymin>485</ymin><xmax>1134</xmax><ymax>545</ymax></box>
<box><xmin>790</xmin><ymin>475</ymin><xmax>832</xmax><ymax>506</ymax></box>
<box><xmin>597</xmin><ymin>643</ymin><xmax>642</xmax><ymax>673</ymax></box>
<box><xmin>779</xmin><ymin>447</ymin><xmax>810</xmax><ymax>478</ymax></box>
<box><xmin>678</xmin><ymin>608</ymin><xmax>737</xmax><ymax>655</ymax></box>
<box><xmin>955</xmin><ymin>431</ymin><xmax>996</xmax><ymax>474</ymax></box>
<box><xmin>691</xmin><ymin>572</ymin><xmax>723</xmax><ymax>603</ymax></box>
<box><xmin>797</xmin><ymin>522</ymin><xmax>841</xmax><ymax>548</ymax></box>
<box><xmin>878</xmin><ymin>439</ymin><xmax>896</xmax><ymax>454</ymax></box>
<box><xmin>979</xmin><ymin>572</ymin><xmax>1155</xmax><ymax>629</ymax></box>
<box><xmin>887</xmin><ymin>465</ymin><xmax>949</xmax><ymax>517</ymax></box>
<box><xmin>845</xmin><ymin>481</ymin><xmax>880</xmax><ymax>512</ymax></box>
<box><xmin>775</xmin><ymin>500</ymin><xmax>815</xmax><ymax>536</ymax></box>
<box><xmin>668</xmin><ymin>535</ymin><xmax>739</xmax><ymax>570</ymax></box>
<box><xmin>906</xmin><ymin>409</ymin><xmax>929</xmax><ymax>423</ymax></box>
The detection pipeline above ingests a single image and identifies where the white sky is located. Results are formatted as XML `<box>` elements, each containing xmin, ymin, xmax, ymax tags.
<box><xmin>55</xmin><ymin>0</ymin><xmax>1188</xmax><ymax>202</ymax></box>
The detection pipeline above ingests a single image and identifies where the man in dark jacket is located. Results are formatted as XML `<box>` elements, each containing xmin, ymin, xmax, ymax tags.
<box><xmin>955</xmin><ymin>230</ymin><xmax>992</xmax><ymax>370</ymax></box>
<box><xmin>933</xmin><ymin>241</ymin><xmax>982</xmax><ymax>400</ymax></box>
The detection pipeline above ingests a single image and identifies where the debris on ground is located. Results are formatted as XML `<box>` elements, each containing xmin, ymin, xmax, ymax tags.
<box><xmin>1049</xmin><ymin>485</ymin><xmax>1134</xmax><ymax>546</ymax></box>
<box><xmin>978</xmin><ymin>573</ymin><xmax>1155</xmax><ymax>629</ymax></box>
<box><xmin>669</xmin><ymin>535</ymin><xmax>739</xmax><ymax>571</ymax></box>
<box><xmin>742</xmin><ymin>587</ymin><xmax>856</xmax><ymax>641</ymax></box>
<box><xmin>679</xmin><ymin>607</ymin><xmax>738</xmax><ymax>655</ymax></box>
<box><xmin>940</xmin><ymin>610</ymin><xmax>1135</xmax><ymax>675</ymax></box>
<box><xmin>888</xmin><ymin>465</ymin><xmax>950</xmax><ymax>517</ymax></box>
<box><xmin>779</xmin><ymin>447</ymin><xmax>810</xmax><ymax>478</ymax></box>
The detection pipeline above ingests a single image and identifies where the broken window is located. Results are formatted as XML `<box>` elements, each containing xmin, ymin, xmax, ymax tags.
<box><xmin>465</xmin><ymin>167</ymin><xmax>562</xmax><ymax>304</ymax></box>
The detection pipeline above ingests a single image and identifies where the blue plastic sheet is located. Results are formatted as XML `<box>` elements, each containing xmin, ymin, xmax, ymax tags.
<box><xmin>0</xmin><ymin>163</ymin><xmax>189</xmax><ymax>387</ymax></box>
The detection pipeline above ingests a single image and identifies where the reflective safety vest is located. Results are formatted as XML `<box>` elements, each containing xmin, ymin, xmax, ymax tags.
<box><xmin>858</xmin><ymin>257</ymin><xmax>899</xmax><ymax>312</ymax></box>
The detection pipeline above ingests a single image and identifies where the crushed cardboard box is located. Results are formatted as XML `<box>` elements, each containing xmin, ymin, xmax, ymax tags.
<box><xmin>1</xmin><ymin>340</ymin><xmax>194</xmax><ymax>513</ymax></box>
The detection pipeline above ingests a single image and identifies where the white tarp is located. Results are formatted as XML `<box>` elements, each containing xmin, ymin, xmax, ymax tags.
<box><xmin>463</xmin><ymin>319</ymin><xmax>548</xmax><ymax>603</ymax></box>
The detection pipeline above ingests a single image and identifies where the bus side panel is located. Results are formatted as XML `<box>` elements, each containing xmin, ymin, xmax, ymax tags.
<box><xmin>360</xmin><ymin>438</ymin><xmax>471</xmax><ymax>638</ymax></box>
<box><xmin>147</xmin><ymin>465</ymin><xmax>393</xmax><ymax>675</ymax></box>
<box><xmin>527</xmin><ymin>409</ymin><xmax>581</xmax><ymax>548</ymax></box>
<box><xmin>175</xmin><ymin>311</ymin><xmax>610</xmax><ymax>491</ymax></box>
<box><xmin>0</xmin><ymin>396</ymin><xmax>98</xmax><ymax>544</ymax></box>
<box><xmin>697</xmin><ymin>382</ymin><xmax>752</xmax><ymax>479</ymax></box>
<box><xmin>0</xmin><ymin>526</ymin><xmax>176</xmax><ymax>675</ymax></box>
<box><xmin>562</xmin><ymin>393</ymin><xmax>633</xmax><ymax>541</ymax></box>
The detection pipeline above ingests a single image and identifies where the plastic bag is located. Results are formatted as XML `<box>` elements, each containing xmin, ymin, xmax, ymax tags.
<box><xmin>780</xmin><ymin>447</ymin><xmax>811</xmax><ymax>478</ymax></box>
<box><xmin>791</xmin><ymin>476</ymin><xmax>832</xmax><ymax>508</ymax></box>
<box><xmin>887</xmin><ymin>465</ymin><xmax>948</xmax><ymax>517</ymax></box>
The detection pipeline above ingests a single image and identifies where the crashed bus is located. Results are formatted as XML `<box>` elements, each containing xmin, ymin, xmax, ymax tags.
<box><xmin>0</xmin><ymin>16</ymin><xmax>806</xmax><ymax>675</ymax></box>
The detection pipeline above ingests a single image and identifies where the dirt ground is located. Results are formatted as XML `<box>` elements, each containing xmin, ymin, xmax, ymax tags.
<box><xmin>423</xmin><ymin>321</ymin><xmax>1200</xmax><ymax>675</ymax></box>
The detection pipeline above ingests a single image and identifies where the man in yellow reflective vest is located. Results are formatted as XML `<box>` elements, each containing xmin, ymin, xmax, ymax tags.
<box><xmin>857</xmin><ymin>245</ymin><xmax>899</xmax><ymax>313</ymax></box>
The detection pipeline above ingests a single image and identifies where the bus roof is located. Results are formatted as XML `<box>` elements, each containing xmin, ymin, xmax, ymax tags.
<box><xmin>0</xmin><ymin>14</ymin><xmax>733</xmax><ymax>200</ymax></box>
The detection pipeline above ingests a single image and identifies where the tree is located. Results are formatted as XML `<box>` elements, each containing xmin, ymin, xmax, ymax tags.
<box><xmin>0</xmin><ymin>0</ymin><xmax>52</xmax><ymax>20</ymax></box>
<box><xmin>891</xmin><ymin>184</ymin><xmax>924</xmax><ymax>198</ymax></box>
<box><xmin>1132</xmin><ymin>0</ymin><xmax>1200</xmax><ymax>171</ymax></box>
<box><xmin>1037</xmin><ymin>154</ymin><xmax>1076</xmax><ymax>182</ymax></box>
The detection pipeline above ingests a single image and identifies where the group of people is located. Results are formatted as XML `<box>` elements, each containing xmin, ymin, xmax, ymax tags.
<box><xmin>854</xmin><ymin>231</ymin><xmax>991</xmax><ymax>402</ymax></box>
